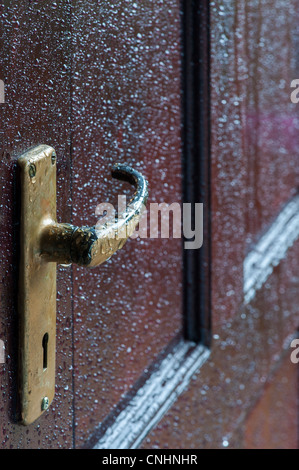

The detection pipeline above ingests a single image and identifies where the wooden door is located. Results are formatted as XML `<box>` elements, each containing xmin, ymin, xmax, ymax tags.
<box><xmin>0</xmin><ymin>0</ymin><xmax>298</xmax><ymax>449</ymax></box>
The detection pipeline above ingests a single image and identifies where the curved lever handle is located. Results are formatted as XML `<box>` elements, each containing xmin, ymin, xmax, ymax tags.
<box><xmin>40</xmin><ymin>163</ymin><xmax>148</xmax><ymax>267</ymax></box>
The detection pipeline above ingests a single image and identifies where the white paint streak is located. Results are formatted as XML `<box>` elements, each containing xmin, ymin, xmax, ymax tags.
<box><xmin>244</xmin><ymin>195</ymin><xmax>299</xmax><ymax>303</ymax></box>
<box><xmin>94</xmin><ymin>340</ymin><xmax>209</xmax><ymax>449</ymax></box>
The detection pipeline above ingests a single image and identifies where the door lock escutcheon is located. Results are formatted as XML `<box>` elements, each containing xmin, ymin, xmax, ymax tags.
<box><xmin>18</xmin><ymin>145</ymin><xmax>148</xmax><ymax>425</ymax></box>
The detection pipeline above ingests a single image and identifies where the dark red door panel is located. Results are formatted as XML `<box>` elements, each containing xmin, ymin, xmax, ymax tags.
<box><xmin>0</xmin><ymin>0</ymin><xmax>298</xmax><ymax>450</ymax></box>
<box><xmin>70</xmin><ymin>0</ymin><xmax>183</xmax><ymax>445</ymax></box>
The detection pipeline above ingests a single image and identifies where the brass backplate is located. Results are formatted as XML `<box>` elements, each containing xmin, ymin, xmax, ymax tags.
<box><xmin>18</xmin><ymin>145</ymin><xmax>57</xmax><ymax>425</ymax></box>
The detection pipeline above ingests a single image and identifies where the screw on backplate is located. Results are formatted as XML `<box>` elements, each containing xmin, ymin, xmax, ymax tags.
<box><xmin>41</xmin><ymin>396</ymin><xmax>49</xmax><ymax>411</ymax></box>
<box><xmin>51</xmin><ymin>151</ymin><xmax>56</xmax><ymax>165</ymax></box>
<box><xmin>29</xmin><ymin>163</ymin><xmax>36</xmax><ymax>178</ymax></box>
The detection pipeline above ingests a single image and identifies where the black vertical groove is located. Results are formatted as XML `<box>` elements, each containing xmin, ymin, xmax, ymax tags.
<box><xmin>181</xmin><ymin>0</ymin><xmax>212</xmax><ymax>346</ymax></box>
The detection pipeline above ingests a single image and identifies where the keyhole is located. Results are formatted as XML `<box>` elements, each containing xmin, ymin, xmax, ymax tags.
<box><xmin>42</xmin><ymin>333</ymin><xmax>49</xmax><ymax>370</ymax></box>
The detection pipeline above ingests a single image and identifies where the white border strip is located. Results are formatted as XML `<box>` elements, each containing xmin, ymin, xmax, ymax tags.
<box><xmin>94</xmin><ymin>339</ymin><xmax>209</xmax><ymax>449</ymax></box>
<box><xmin>244</xmin><ymin>195</ymin><xmax>299</xmax><ymax>304</ymax></box>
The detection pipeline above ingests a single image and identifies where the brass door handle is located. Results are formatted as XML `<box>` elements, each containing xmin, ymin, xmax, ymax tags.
<box><xmin>17</xmin><ymin>145</ymin><xmax>148</xmax><ymax>425</ymax></box>
<box><xmin>40</xmin><ymin>163</ymin><xmax>148</xmax><ymax>267</ymax></box>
